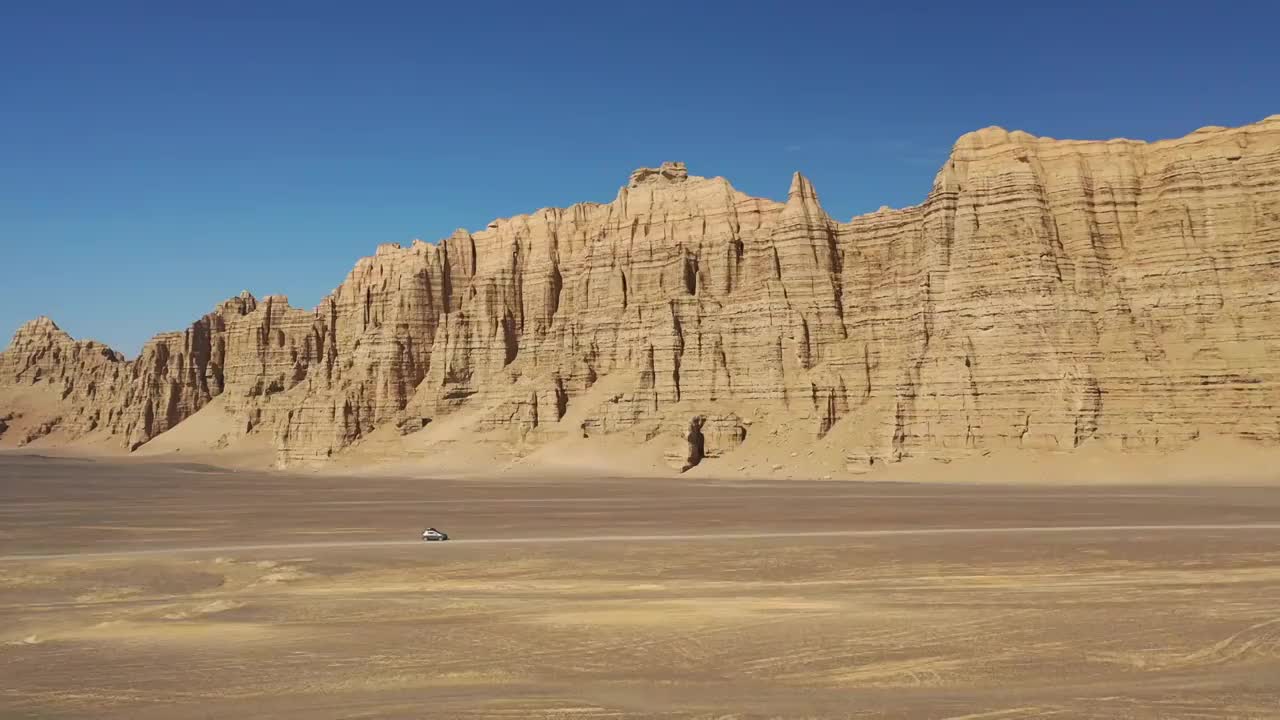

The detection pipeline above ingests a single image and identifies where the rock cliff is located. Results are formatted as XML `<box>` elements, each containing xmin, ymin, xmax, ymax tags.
<box><xmin>4</xmin><ymin>117</ymin><xmax>1279</xmax><ymax>470</ymax></box>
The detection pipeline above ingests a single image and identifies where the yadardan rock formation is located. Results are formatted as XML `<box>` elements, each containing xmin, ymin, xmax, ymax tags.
<box><xmin>3</xmin><ymin>117</ymin><xmax>1279</xmax><ymax>470</ymax></box>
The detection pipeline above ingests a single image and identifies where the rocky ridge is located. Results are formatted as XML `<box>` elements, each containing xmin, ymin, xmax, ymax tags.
<box><xmin>3</xmin><ymin>117</ymin><xmax>1279</xmax><ymax>470</ymax></box>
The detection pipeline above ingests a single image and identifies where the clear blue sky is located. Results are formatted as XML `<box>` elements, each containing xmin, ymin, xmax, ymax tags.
<box><xmin>3</xmin><ymin>1</ymin><xmax>1277</xmax><ymax>355</ymax></box>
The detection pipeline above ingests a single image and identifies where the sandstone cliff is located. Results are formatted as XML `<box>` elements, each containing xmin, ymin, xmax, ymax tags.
<box><xmin>3</xmin><ymin>118</ymin><xmax>1279</xmax><ymax>472</ymax></box>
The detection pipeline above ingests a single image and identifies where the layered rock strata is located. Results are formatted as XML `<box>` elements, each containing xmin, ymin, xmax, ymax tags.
<box><xmin>3</xmin><ymin>118</ymin><xmax>1279</xmax><ymax>469</ymax></box>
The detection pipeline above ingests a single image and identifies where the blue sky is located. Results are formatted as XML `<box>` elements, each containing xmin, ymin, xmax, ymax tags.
<box><xmin>2</xmin><ymin>0</ymin><xmax>1277</xmax><ymax>355</ymax></box>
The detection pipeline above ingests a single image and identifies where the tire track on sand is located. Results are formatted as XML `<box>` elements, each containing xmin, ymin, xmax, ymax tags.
<box><xmin>3</xmin><ymin>523</ymin><xmax>1280</xmax><ymax>562</ymax></box>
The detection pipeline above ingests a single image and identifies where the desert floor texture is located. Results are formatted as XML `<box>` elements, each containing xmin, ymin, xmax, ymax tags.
<box><xmin>2</xmin><ymin>454</ymin><xmax>1280</xmax><ymax>719</ymax></box>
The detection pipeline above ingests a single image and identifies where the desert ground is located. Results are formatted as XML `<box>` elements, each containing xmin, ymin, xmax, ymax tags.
<box><xmin>2</xmin><ymin>455</ymin><xmax>1280</xmax><ymax>718</ymax></box>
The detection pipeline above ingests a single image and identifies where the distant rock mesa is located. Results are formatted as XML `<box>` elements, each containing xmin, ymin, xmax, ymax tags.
<box><xmin>4</xmin><ymin>117</ymin><xmax>1280</xmax><ymax>470</ymax></box>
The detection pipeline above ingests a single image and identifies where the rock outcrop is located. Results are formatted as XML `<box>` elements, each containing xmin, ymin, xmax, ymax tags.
<box><xmin>4</xmin><ymin>117</ymin><xmax>1279</xmax><ymax>470</ymax></box>
<box><xmin>665</xmin><ymin>414</ymin><xmax>749</xmax><ymax>471</ymax></box>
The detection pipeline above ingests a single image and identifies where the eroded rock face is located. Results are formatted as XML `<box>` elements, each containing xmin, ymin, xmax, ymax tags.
<box><xmin>0</xmin><ymin>293</ymin><xmax>258</xmax><ymax>449</ymax></box>
<box><xmin>4</xmin><ymin>117</ymin><xmax>1279</xmax><ymax>468</ymax></box>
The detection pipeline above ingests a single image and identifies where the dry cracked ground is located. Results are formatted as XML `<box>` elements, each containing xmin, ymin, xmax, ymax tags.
<box><xmin>2</xmin><ymin>455</ymin><xmax>1280</xmax><ymax>719</ymax></box>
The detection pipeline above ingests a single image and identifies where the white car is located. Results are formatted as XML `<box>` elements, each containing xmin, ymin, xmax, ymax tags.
<box><xmin>421</xmin><ymin>527</ymin><xmax>449</xmax><ymax>542</ymax></box>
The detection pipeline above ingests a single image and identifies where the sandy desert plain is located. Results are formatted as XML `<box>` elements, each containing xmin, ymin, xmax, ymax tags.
<box><xmin>2</xmin><ymin>453</ymin><xmax>1280</xmax><ymax>719</ymax></box>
